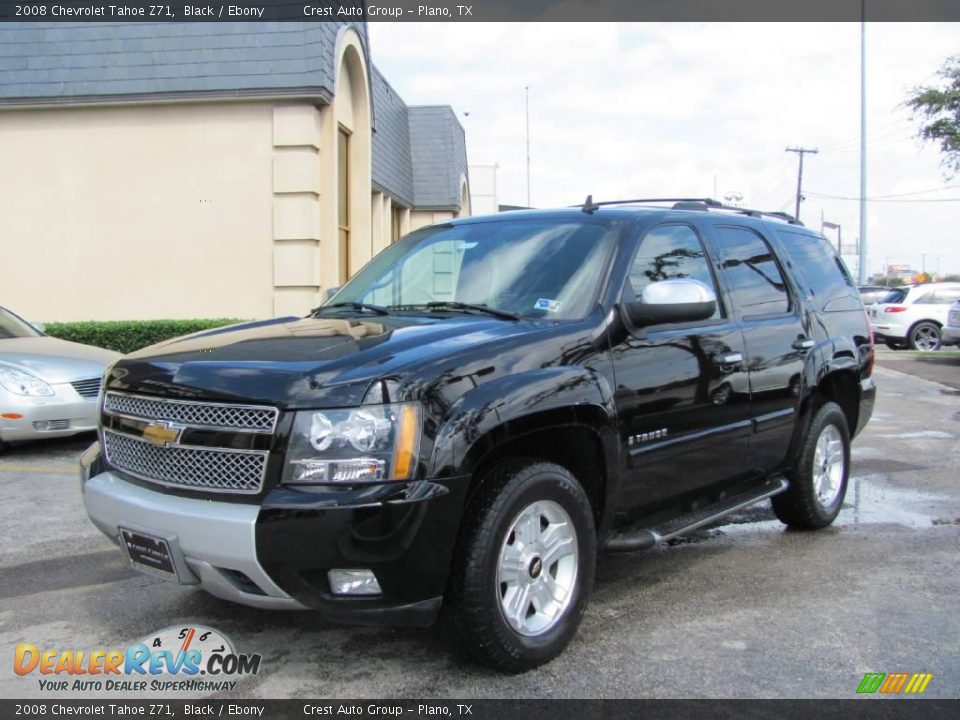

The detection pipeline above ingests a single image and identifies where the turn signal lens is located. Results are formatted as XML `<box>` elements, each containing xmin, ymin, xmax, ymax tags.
<box><xmin>391</xmin><ymin>403</ymin><xmax>420</xmax><ymax>480</ymax></box>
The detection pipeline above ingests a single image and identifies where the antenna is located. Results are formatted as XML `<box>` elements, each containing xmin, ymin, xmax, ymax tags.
<box><xmin>582</xmin><ymin>195</ymin><xmax>600</xmax><ymax>214</ymax></box>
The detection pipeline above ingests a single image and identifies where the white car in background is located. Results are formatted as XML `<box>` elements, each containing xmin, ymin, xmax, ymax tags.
<box><xmin>870</xmin><ymin>282</ymin><xmax>960</xmax><ymax>351</ymax></box>
<box><xmin>944</xmin><ymin>301</ymin><xmax>960</xmax><ymax>347</ymax></box>
<box><xmin>1</xmin><ymin>305</ymin><xmax>120</xmax><ymax>453</ymax></box>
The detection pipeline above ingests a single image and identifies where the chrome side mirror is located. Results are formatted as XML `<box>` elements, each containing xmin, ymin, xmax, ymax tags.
<box><xmin>626</xmin><ymin>278</ymin><xmax>717</xmax><ymax>326</ymax></box>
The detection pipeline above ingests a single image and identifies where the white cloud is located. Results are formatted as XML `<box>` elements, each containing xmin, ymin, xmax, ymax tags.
<box><xmin>370</xmin><ymin>22</ymin><xmax>960</xmax><ymax>278</ymax></box>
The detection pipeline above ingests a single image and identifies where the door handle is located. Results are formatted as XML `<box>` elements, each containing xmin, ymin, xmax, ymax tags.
<box><xmin>792</xmin><ymin>338</ymin><xmax>815</xmax><ymax>351</ymax></box>
<box><xmin>713</xmin><ymin>352</ymin><xmax>743</xmax><ymax>366</ymax></box>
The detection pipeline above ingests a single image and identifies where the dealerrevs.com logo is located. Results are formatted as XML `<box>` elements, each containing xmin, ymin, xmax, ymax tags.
<box><xmin>14</xmin><ymin>625</ymin><xmax>261</xmax><ymax>693</ymax></box>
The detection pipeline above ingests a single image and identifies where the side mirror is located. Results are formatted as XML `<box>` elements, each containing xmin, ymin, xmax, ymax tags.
<box><xmin>626</xmin><ymin>278</ymin><xmax>717</xmax><ymax>327</ymax></box>
<box><xmin>31</xmin><ymin>322</ymin><xmax>45</xmax><ymax>333</ymax></box>
<box><xmin>324</xmin><ymin>286</ymin><xmax>341</xmax><ymax>301</ymax></box>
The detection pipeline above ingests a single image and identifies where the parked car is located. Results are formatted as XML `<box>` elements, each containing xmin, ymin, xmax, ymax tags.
<box><xmin>81</xmin><ymin>199</ymin><xmax>875</xmax><ymax>672</ymax></box>
<box><xmin>943</xmin><ymin>300</ymin><xmax>960</xmax><ymax>347</ymax></box>
<box><xmin>869</xmin><ymin>282</ymin><xmax>960</xmax><ymax>351</ymax></box>
<box><xmin>858</xmin><ymin>284</ymin><xmax>893</xmax><ymax>306</ymax></box>
<box><xmin>0</xmin><ymin>305</ymin><xmax>120</xmax><ymax>452</ymax></box>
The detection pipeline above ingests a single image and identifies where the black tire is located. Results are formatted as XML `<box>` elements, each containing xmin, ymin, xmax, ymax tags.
<box><xmin>908</xmin><ymin>321</ymin><xmax>941</xmax><ymax>351</ymax></box>
<box><xmin>444</xmin><ymin>459</ymin><xmax>596</xmax><ymax>673</ymax></box>
<box><xmin>772</xmin><ymin>402</ymin><xmax>851</xmax><ymax>530</ymax></box>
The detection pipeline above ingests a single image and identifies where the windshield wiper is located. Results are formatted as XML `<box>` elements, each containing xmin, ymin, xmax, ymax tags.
<box><xmin>393</xmin><ymin>301</ymin><xmax>520</xmax><ymax>321</ymax></box>
<box><xmin>311</xmin><ymin>302</ymin><xmax>391</xmax><ymax>316</ymax></box>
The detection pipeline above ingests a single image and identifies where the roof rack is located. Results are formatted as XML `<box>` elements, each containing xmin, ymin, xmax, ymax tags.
<box><xmin>577</xmin><ymin>196</ymin><xmax>804</xmax><ymax>226</ymax></box>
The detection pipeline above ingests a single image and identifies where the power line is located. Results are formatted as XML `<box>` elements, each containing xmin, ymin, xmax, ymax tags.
<box><xmin>806</xmin><ymin>192</ymin><xmax>960</xmax><ymax>203</ymax></box>
<box><xmin>808</xmin><ymin>184</ymin><xmax>959</xmax><ymax>200</ymax></box>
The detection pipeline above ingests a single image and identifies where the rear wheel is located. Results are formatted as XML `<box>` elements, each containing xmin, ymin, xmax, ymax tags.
<box><xmin>772</xmin><ymin>402</ymin><xmax>850</xmax><ymax>529</ymax></box>
<box><xmin>445</xmin><ymin>460</ymin><xmax>596</xmax><ymax>673</ymax></box>
<box><xmin>908</xmin><ymin>322</ymin><xmax>941</xmax><ymax>351</ymax></box>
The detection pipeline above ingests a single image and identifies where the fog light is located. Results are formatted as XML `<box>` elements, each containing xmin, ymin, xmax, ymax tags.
<box><xmin>328</xmin><ymin>569</ymin><xmax>382</xmax><ymax>596</ymax></box>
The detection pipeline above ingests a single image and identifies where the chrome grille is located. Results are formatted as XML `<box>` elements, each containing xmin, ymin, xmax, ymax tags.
<box><xmin>71</xmin><ymin>377</ymin><xmax>102</xmax><ymax>398</ymax></box>
<box><xmin>104</xmin><ymin>392</ymin><xmax>277</xmax><ymax>432</ymax></box>
<box><xmin>102</xmin><ymin>430</ymin><xmax>267</xmax><ymax>494</ymax></box>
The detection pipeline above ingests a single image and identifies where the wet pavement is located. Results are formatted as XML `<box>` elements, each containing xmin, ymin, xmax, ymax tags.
<box><xmin>1</xmin><ymin>364</ymin><xmax>958</xmax><ymax>699</ymax></box>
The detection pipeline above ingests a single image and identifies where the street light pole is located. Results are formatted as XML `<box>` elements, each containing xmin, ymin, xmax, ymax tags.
<box><xmin>525</xmin><ymin>85</ymin><xmax>531</xmax><ymax>208</ymax></box>
<box><xmin>858</xmin><ymin>5</ymin><xmax>868</xmax><ymax>284</ymax></box>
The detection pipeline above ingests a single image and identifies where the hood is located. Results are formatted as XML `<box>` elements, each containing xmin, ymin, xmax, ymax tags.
<box><xmin>109</xmin><ymin>315</ymin><xmax>541</xmax><ymax>408</ymax></box>
<box><xmin>0</xmin><ymin>336</ymin><xmax>121</xmax><ymax>383</ymax></box>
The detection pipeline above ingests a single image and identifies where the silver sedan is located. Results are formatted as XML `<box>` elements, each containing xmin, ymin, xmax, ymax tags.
<box><xmin>0</xmin><ymin>306</ymin><xmax>120</xmax><ymax>451</ymax></box>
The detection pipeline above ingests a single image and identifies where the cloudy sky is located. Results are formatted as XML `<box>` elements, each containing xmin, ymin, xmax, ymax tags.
<box><xmin>369</xmin><ymin>22</ymin><xmax>959</xmax><ymax>279</ymax></box>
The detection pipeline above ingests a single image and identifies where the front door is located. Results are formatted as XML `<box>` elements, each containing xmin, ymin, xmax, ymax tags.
<box><xmin>611</xmin><ymin>223</ymin><xmax>752</xmax><ymax>514</ymax></box>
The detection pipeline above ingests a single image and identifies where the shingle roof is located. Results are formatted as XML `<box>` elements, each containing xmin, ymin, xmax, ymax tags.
<box><xmin>0</xmin><ymin>22</ymin><xmax>362</xmax><ymax>102</ymax></box>
<box><xmin>0</xmin><ymin>21</ymin><xmax>467</xmax><ymax>211</ymax></box>
<box><xmin>408</xmin><ymin>106</ymin><xmax>469</xmax><ymax>210</ymax></box>
<box><xmin>371</xmin><ymin>67</ymin><xmax>414</xmax><ymax>207</ymax></box>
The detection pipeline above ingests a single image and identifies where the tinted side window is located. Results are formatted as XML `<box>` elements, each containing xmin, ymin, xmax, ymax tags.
<box><xmin>627</xmin><ymin>224</ymin><xmax>721</xmax><ymax>319</ymax></box>
<box><xmin>938</xmin><ymin>288</ymin><xmax>960</xmax><ymax>303</ymax></box>
<box><xmin>713</xmin><ymin>226</ymin><xmax>790</xmax><ymax>317</ymax></box>
<box><xmin>774</xmin><ymin>229</ymin><xmax>859</xmax><ymax>312</ymax></box>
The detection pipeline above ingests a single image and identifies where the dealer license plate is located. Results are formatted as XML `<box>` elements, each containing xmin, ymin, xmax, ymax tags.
<box><xmin>119</xmin><ymin>527</ymin><xmax>179</xmax><ymax>581</ymax></box>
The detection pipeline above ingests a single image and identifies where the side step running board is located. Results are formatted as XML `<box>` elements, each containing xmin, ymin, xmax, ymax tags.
<box><xmin>602</xmin><ymin>475</ymin><xmax>789</xmax><ymax>552</ymax></box>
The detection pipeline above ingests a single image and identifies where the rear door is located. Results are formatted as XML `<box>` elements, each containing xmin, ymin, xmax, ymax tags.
<box><xmin>706</xmin><ymin>223</ymin><xmax>807</xmax><ymax>475</ymax></box>
<box><xmin>611</xmin><ymin>222</ymin><xmax>752</xmax><ymax>512</ymax></box>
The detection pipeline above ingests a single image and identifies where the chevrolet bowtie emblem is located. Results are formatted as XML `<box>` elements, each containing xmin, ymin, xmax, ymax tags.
<box><xmin>141</xmin><ymin>421</ymin><xmax>183</xmax><ymax>447</ymax></box>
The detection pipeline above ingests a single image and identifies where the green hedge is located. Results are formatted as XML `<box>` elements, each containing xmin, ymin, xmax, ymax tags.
<box><xmin>43</xmin><ymin>319</ymin><xmax>244</xmax><ymax>354</ymax></box>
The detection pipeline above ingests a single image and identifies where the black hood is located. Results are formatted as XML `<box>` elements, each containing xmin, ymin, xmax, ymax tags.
<box><xmin>108</xmin><ymin>315</ymin><xmax>540</xmax><ymax>408</ymax></box>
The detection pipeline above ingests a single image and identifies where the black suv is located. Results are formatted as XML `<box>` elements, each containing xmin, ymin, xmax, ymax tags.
<box><xmin>81</xmin><ymin>198</ymin><xmax>875</xmax><ymax>672</ymax></box>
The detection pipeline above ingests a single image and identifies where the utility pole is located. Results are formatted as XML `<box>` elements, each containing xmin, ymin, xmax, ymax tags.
<box><xmin>525</xmin><ymin>86</ymin><xmax>531</xmax><ymax>208</ymax></box>
<box><xmin>858</xmin><ymin>6</ymin><xmax>868</xmax><ymax>284</ymax></box>
<box><xmin>786</xmin><ymin>146</ymin><xmax>818</xmax><ymax>222</ymax></box>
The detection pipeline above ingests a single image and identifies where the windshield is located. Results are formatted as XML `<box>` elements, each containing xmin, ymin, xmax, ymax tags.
<box><xmin>0</xmin><ymin>306</ymin><xmax>40</xmax><ymax>339</ymax></box>
<box><xmin>330</xmin><ymin>218</ymin><xmax>620</xmax><ymax>320</ymax></box>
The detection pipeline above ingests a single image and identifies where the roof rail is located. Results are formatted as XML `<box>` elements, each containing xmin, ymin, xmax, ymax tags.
<box><xmin>573</xmin><ymin>197</ymin><xmax>804</xmax><ymax>226</ymax></box>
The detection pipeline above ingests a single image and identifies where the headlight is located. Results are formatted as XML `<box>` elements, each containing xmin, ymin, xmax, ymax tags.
<box><xmin>283</xmin><ymin>402</ymin><xmax>422</xmax><ymax>485</ymax></box>
<box><xmin>0</xmin><ymin>365</ymin><xmax>54</xmax><ymax>397</ymax></box>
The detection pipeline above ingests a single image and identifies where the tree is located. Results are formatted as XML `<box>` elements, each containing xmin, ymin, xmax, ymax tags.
<box><xmin>905</xmin><ymin>56</ymin><xmax>960</xmax><ymax>179</ymax></box>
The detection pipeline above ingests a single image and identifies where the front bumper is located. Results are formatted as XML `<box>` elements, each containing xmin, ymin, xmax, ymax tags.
<box><xmin>82</xmin><ymin>451</ymin><xmax>469</xmax><ymax>626</ymax></box>
<box><xmin>0</xmin><ymin>384</ymin><xmax>98</xmax><ymax>442</ymax></box>
<box><xmin>84</xmin><ymin>470</ymin><xmax>305</xmax><ymax>610</ymax></box>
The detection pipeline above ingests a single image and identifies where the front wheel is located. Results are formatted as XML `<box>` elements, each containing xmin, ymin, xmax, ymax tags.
<box><xmin>445</xmin><ymin>460</ymin><xmax>596</xmax><ymax>673</ymax></box>
<box><xmin>908</xmin><ymin>322</ymin><xmax>941</xmax><ymax>351</ymax></box>
<box><xmin>772</xmin><ymin>401</ymin><xmax>850</xmax><ymax>529</ymax></box>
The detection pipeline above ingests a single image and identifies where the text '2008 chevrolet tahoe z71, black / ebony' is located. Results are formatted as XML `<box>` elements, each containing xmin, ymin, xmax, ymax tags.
<box><xmin>81</xmin><ymin>197</ymin><xmax>875</xmax><ymax>672</ymax></box>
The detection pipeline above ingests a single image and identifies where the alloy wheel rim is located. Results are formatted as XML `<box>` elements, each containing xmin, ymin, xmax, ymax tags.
<box><xmin>813</xmin><ymin>424</ymin><xmax>845</xmax><ymax>508</ymax></box>
<box><xmin>496</xmin><ymin>500</ymin><xmax>578</xmax><ymax>637</ymax></box>
<box><xmin>914</xmin><ymin>326</ymin><xmax>939</xmax><ymax>351</ymax></box>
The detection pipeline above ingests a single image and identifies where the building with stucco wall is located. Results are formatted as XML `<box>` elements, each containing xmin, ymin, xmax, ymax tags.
<box><xmin>0</xmin><ymin>22</ymin><xmax>470</xmax><ymax>322</ymax></box>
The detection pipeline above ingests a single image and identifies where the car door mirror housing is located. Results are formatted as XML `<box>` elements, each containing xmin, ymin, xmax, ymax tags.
<box><xmin>626</xmin><ymin>278</ymin><xmax>718</xmax><ymax>327</ymax></box>
<box><xmin>324</xmin><ymin>286</ymin><xmax>341</xmax><ymax>301</ymax></box>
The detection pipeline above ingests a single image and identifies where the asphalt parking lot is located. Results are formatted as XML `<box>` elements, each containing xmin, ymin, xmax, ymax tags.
<box><xmin>2</xmin><ymin>358</ymin><xmax>958</xmax><ymax>699</ymax></box>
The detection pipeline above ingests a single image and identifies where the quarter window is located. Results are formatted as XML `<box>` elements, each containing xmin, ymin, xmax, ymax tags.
<box><xmin>713</xmin><ymin>226</ymin><xmax>790</xmax><ymax>317</ymax></box>
<box><xmin>627</xmin><ymin>225</ymin><xmax>721</xmax><ymax>320</ymax></box>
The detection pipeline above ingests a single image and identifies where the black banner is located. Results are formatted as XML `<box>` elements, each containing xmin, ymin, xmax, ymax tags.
<box><xmin>3</xmin><ymin>700</ymin><xmax>960</xmax><ymax>720</ymax></box>
<box><xmin>0</xmin><ymin>0</ymin><xmax>958</xmax><ymax>22</ymax></box>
